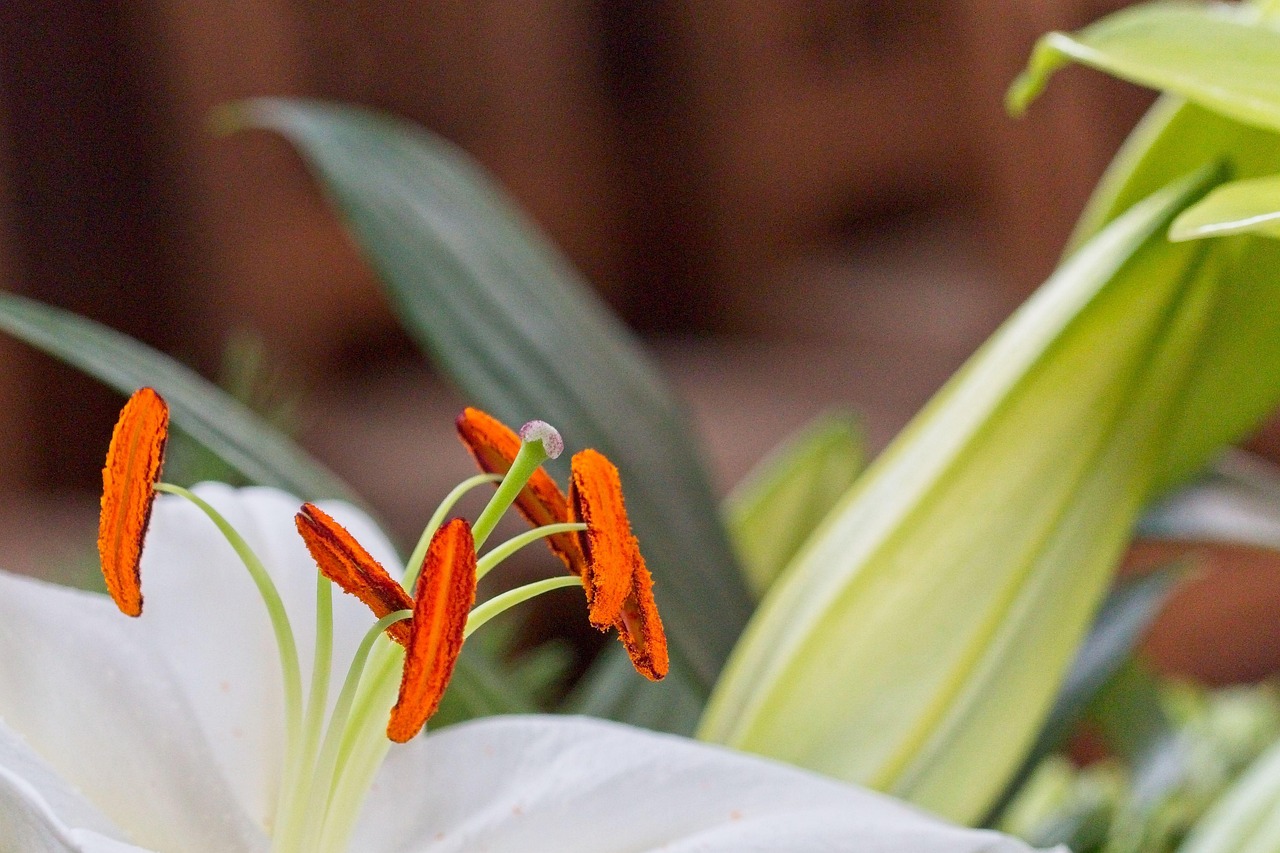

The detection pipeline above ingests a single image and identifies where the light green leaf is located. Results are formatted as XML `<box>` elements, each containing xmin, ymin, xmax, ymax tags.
<box><xmin>700</xmin><ymin>170</ymin><xmax>1221</xmax><ymax>823</ymax></box>
<box><xmin>724</xmin><ymin>412</ymin><xmax>864</xmax><ymax>599</ymax></box>
<box><xmin>1181</xmin><ymin>737</ymin><xmax>1280</xmax><ymax>853</ymax></box>
<box><xmin>1170</xmin><ymin>173</ymin><xmax>1280</xmax><ymax>240</ymax></box>
<box><xmin>0</xmin><ymin>290</ymin><xmax>355</xmax><ymax>502</ymax></box>
<box><xmin>984</xmin><ymin>563</ymin><xmax>1186</xmax><ymax>826</ymax></box>
<box><xmin>1069</xmin><ymin>99</ymin><xmax>1280</xmax><ymax>252</ymax></box>
<box><xmin>1009</xmin><ymin>2</ymin><xmax>1280</xmax><ymax>135</ymax></box>
<box><xmin>236</xmin><ymin>99</ymin><xmax>752</xmax><ymax>698</ymax></box>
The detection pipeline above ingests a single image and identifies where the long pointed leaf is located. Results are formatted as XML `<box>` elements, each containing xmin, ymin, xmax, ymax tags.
<box><xmin>700</xmin><ymin>170</ymin><xmax>1219</xmax><ymax>823</ymax></box>
<box><xmin>236</xmin><ymin>100</ymin><xmax>752</xmax><ymax>697</ymax></box>
<box><xmin>0</xmin><ymin>291</ymin><xmax>355</xmax><ymax>501</ymax></box>
<box><xmin>1170</xmin><ymin>173</ymin><xmax>1280</xmax><ymax>240</ymax></box>
<box><xmin>724</xmin><ymin>412</ymin><xmax>864</xmax><ymax>599</ymax></box>
<box><xmin>1009</xmin><ymin>3</ymin><xmax>1280</xmax><ymax>135</ymax></box>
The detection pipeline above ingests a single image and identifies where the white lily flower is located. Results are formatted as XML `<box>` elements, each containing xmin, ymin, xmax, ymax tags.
<box><xmin>0</xmin><ymin>483</ymin><xmax>1056</xmax><ymax>852</ymax></box>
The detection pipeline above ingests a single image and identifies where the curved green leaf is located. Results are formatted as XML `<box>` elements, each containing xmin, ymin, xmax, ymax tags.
<box><xmin>0</xmin><ymin>290</ymin><xmax>356</xmax><ymax>502</ymax></box>
<box><xmin>700</xmin><ymin>170</ymin><xmax>1219</xmax><ymax>823</ymax></box>
<box><xmin>1009</xmin><ymin>3</ymin><xmax>1280</xmax><ymax>135</ymax></box>
<box><xmin>724</xmin><ymin>412</ymin><xmax>864</xmax><ymax>599</ymax></box>
<box><xmin>1170</xmin><ymin>173</ymin><xmax>1280</xmax><ymax>240</ymax></box>
<box><xmin>234</xmin><ymin>99</ymin><xmax>753</xmax><ymax>695</ymax></box>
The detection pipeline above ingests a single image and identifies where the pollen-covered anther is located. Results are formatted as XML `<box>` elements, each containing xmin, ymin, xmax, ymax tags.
<box><xmin>569</xmin><ymin>449</ymin><xmax>669</xmax><ymax>681</ymax></box>
<box><xmin>295</xmin><ymin>503</ymin><xmax>415</xmax><ymax>645</ymax></box>
<box><xmin>98</xmin><ymin>387</ymin><xmax>170</xmax><ymax>617</ymax></box>
<box><xmin>388</xmin><ymin>518</ymin><xmax>478</xmax><ymax>742</ymax></box>
<box><xmin>455</xmin><ymin>407</ymin><xmax>586</xmax><ymax>574</ymax></box>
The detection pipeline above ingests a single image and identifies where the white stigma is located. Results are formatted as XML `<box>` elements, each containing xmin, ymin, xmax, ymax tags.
<box><xmin>519</xmin><ymin>420</ymin><xmax>564</xmax><ymax>459</ymax></box>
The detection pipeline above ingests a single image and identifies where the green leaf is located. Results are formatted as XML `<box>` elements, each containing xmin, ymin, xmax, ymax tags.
<box><xmin>236</xmin><ymin>99</ymin><xmax>753</xmax><ymax>699</ymax></box>
<box><xmin>984</xmin><ymin>563</ymin><xmax>1187</xmax><ymax>826</ymax></box>
<box><xmin>1009</xmin><ymin>2</ymin><xmax>1280</xmax><ymax>135</ymax></box>
<box><xmin>1170</xmin><ymin>173</ymin><xmax>1280</xmax><ymax>240</ymax></box>
<box><xmin>723</xmin><ymin>412</ymin><xmax>864</xmax><ymax>599</ymax></box>
<box><xmin>1153</xmin><ymin>236</ymin><xmax>1280</xmax><ymax>495</ymax></box>
<box><xmin>1069</xmin><ymin>100</ymin><xmax>1280</xmax><ymax>252</ymax></box>
<box><xmin>700</xmin><ymin>169</ymin><xmax>1221</xmax><ymax>823</ymax></box>
<box><xmin>565</xmin><ymin>645</ymin><xmax>706</xmax><ymax>736</ymax></box>
<box><xmin>0</xmin><ymin>290</ymin><xmax>356</xmax><ymax>502</ymax></box>
<box><xmin>431</xmin><ymin>644</ymin><xmax>539</xmax><ymax>728</ymax></box>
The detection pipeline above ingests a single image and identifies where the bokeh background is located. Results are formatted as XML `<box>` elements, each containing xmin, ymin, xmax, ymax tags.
<box><xmin>26</xmin><ymin>1</ymin><xmax>1278</xmax><ymax>684</ymax></box>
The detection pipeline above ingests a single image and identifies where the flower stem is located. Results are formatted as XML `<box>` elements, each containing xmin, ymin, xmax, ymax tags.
<box><xmin>403</xmin><ymin>473</ymin><xmax>501</xmax><ymax>592</ymax></box>
<box><xmin>475</xmin><ymin>522</ymin><xmax>585</xmax><ymax>580</ymax></box>
<box><xmin>465</xmin><ymin>576</ymin><xmax>583</xmax><ymax>637</ymax></box>
<box><xmin>470</xmin><ymin>439</ymin><xmax>550</xmax><ymax>549</ymax></box>
<box><xmin>301</xmin><ymin>609</ymin><xmax>410</xmax><ymax>852</ymax></box>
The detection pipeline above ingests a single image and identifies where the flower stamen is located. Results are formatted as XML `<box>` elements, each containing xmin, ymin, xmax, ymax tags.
<box><xmin>455</xmin><ymin>407</ymin><xmax>587</xmax><ymax>574</ymax></box>
<box><xmin>98</xmin><ymin>386</ymin><xmax>169</xmax><ymax>616</ymax></box>
<box><xmin>388</xmin><ymin>518</ymin><xmax>477</xmax><ymax>742</ymax></box>
<box><xmin>296</xmin><ymin>503</ymin><xmax>415</xmax><ymax>645</ymax></box>
<box><xmin>570</xmin><ymin>449</ymin><xmax>669</xmax><ymax>681</ymax></box>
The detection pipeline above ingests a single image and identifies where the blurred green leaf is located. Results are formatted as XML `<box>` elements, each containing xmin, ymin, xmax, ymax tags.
<box><xmin>1008</xmin><ymin>3</ymin><xmax>1280</xmax><ymax>134</ymax></box>
<box><xmin>1023</xmin><ymin>73</ymin><xmax>1280</xmax><ymax>500</ymax></box>
<box><xmin>701</xmin><ymin>170</ymin><xmax>1221</xmax><ymax>823</ymax></box>
<box><xmin>1071</xmin><ymin>100</ymin><xmax>1280</xmax><ymax>253</ymax></box>
<box><xmin>986</xmin><ymin>564</ymin><xmax>1187</xmax><ymax>827</ymax></box>
<box><xmin>0</xmin><ymin>291</ymin><xmax>354</xmax><ymax>502</ymax></box>
<box><xmin>237</xmin><ymin>99</ymin><xmax>752</xmax><ymax>701</ymax></box>
<box><xmin>1180</xmin><ymin>736</ymin><xmax>1280</xmax><ymax>853</ymax></box>
<box><xmin>724</xmin><ymin>412</ymin><xmax>864</xmax><ymax>599</ymax></box>
<box><xmin>565</xmin><ymin>646</ymin><xmax>706</xmax><ymax>736</ymax></box>
<box><xmin>1170</xmin><ymin>174</ymin><xmax>1280</xmax><ymax>241</ymax></box>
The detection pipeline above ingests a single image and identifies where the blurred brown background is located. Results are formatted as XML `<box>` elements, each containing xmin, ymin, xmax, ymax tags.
<box><xmin>0</xmin><ymin>1</ymin><xmax>1156</xmax><ymax>571</ymax></box>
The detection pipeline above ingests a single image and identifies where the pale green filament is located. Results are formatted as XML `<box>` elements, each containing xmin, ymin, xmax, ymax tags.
<box><xmin>466</xmin><ymin>575</ymin><xmax>582</xmax><ymax>637</ymax></box>
<box><xmin>273</xmin><ymin>574</ymin><xmax>334</xmax><ymax>850</ymax></box>
<box><xmin>475</xmin><ymin>522</ymin><xmax>585</xmax><ymax>580</ymax></box>
<box><xmin>153</xmin><ymin>483</ymin><xmax>304</xmax><ymax>842</ymax></box>
<box><xmin>470</xmin><ymin>439</ymin><xmax>550</xmax><ymax>548</ymax></box>
<box><xmin>404</xmin><ymin>473</ymin><xmax>501</xmax><ymax>592</ymax></box>
<box><xmin>301</xmin><ymin>610</ymin><xmax>411</xmax><ymax>852</ymax></box>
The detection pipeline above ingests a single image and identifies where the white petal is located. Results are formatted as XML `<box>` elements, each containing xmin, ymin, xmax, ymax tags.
<box><xmin>0</xmin><ymin>570</ymin><xmax>265</xmax><ymax>851</ymax></box>
<box><xmin>353</xmin><ymin>716</ymin><xmax>1056</xmax><ymax>852</ymax></box>
<box><xmin>0</xmin><ymin>718</ymin><xmax>122</xmax><ymax>839</ymax></box>
<box><xmin>134</xmin><ymin>483</ymin><xmax>402</xmax><ymax>827</ymax></box>
<box><xmin>0</xmin><ymin>765</ymin><xmax>151</xmax><ymax>853</ymax></box>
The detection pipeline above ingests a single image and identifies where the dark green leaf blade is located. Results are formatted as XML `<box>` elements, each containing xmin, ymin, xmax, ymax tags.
<box><xmin>238</xmin><ymin>99</ymin><xmax>753</xmax><ymax>695</ymax></box>
<box><xmin>0</xmin><ymin>290</ymin><xmax>356</xmax><ymax>501</ymax></box>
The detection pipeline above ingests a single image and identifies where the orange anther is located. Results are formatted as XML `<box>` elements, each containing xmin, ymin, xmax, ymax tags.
<box><xmin>455</xmin><ymin>407</ymin><xmax>587</xmax><ymax>575</ymax></box>
<box><xmin>98</xmin><ymin>387</ymin><xmax>169</xmax><ymax>617</ymax></box>
<box><xmin>296</xmin><ymin>503</ymin><xmax>414</xmax><ymax>645</ymax></box>
<box><xmin>569</xmin><ymin>449</ymin><xmax>668</xmax><ymax>681</ymax></box>
<box><xmin>388</xmin><ymin>518</ymin><xmax>477</xmax><ymax>742</ymax></box>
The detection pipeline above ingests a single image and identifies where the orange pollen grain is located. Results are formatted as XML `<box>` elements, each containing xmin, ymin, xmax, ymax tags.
<box><xmin>295</xmin><ymin>503</ymin><xmax>414</xmax><ymax>645</ymax></box>
<box><xmin>388</xmin><ymin>518</ymin><xmax>477</xmax><ymax>742</ymax></box>
<box><xmin>98</xmin><ymin>387</ymin><xmax>169</xmax><ymax>617</ymax></box>
<box><xmin>569</xmin><ymin>449</ymin><xmax>668</xmax><ymax>681</ymax></box>
<box><xmin>455</xmin><ymin>407</ymin><xmax>586</xmax><ymax>575</ymax></box>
